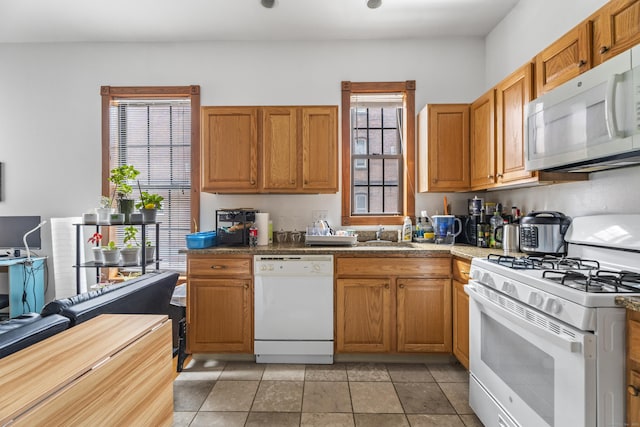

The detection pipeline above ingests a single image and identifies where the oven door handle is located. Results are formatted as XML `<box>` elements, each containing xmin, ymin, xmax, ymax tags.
<box><xmin>465</xmin><ymin>282</ymin><xmax>585</xmax><ymax>354</ymax></box>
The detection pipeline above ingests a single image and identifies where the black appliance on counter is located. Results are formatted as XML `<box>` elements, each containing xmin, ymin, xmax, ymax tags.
<box><xmin>455</xmin><ymin>215</ymin><xmax>480</xmax><ymax>246</ymax></box>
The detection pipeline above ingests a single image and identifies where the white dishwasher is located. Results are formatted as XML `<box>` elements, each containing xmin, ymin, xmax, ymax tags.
<box><xmin>254</xmin><ymin>254</ymin><xmax>334</xmax><ymax>364</ymax></box>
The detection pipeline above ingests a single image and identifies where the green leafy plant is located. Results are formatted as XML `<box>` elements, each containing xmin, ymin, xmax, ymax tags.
<box><xmin>136</xmin><ymin>191</ymin><xmax>164</xmax><ymax>210</ymax></box>
<box><xmin>109</xmin><ymin>165</ymin><xmax>140</xmax><ymax>202</ymax></box>
<box><xmin>104</xmin><ymin>240</ymin><xmax>118</xmax><ymax>250</ymax></box>
<box><xmin>123</xmin><ymin>226</ymin><xmax>139</xmax><ymax>248</ymax></box>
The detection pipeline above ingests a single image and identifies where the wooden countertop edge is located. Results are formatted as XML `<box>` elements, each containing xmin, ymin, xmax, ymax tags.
<box><xmin>182</xmin><ymin>244</ymin><xmax>522</xmax><ymax>261</ymax></box>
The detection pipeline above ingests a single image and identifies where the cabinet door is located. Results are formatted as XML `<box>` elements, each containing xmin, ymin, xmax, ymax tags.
<box><xmin>336</xmin><ymin>278</ymin><xmax>391</xmax><ymax>353</ymax></box>
<box><xmin>535</xmin><ymin>23</ymin><xmax>591</xmax><ymax>95</ymax></box>
<box><xmin>592</xmin><ymin>0</ymin><xmax>640</xmax><ymax>66</ymax></box>
<box><xmin>201</xmin><ymin>107</ymin><xmax>258</xmax><ymax>193</ymax></box>
<box><xmin>396</xmin><ymin>278</ymin><xmax>452</xmax><ymax>353</ymax></box>
<box><xmin>301</xmin><ymin>106</ymin><xmax>338</xmax><ymax>192</ymax></box>
<box><xmin>496</xmin><ymin>62</ymin><xmax>535</xmax><ymax>184</ymax></box>
<box><xmin>262</xmin><ymin>107</ymin><xmax>298</xmax><ymax>192</ymax></box>
<box><xmin>419</xmin><ymin>104</ymin><xmax>470</xmax><ymax>192</ymax></box>
<box><xmin>187</xmin><ymin>278</ymin><xmax>252</xmax><ymax>353</ymax></box>
<box><xmin>470</xmin><ymin>89</ymin><xmax>496</xmax><ymax>189</ymax></box>
<box><xmin>453</xmin><ymin>279</ymin><xmax>470</xmax><ymax>369</ymax></box>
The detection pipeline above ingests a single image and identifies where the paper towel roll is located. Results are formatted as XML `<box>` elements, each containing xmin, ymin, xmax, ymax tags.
<box><xmin>255</xmin><ymin>213</ymin><xmax>269</xmax><ymax>246</ymax></box>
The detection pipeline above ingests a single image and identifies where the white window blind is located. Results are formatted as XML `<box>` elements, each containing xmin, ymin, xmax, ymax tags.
<box><xmin>109</xmin><ymin>98</ymin><xmax>191</xmax><ymax>271</ymax></box>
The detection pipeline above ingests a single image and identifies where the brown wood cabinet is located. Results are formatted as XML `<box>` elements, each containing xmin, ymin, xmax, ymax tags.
<box><xmin>535</xmin><ymin>23</ymin><xmax>591</xmax><ymax>95</ymax></box>
<box><xmin>335</xmin><ymin>256</ymin><xmax>452</xmax><ymax>354</ymax></box>
<box><xmin>187</xmin><ymin>255</ymin><xmax>253</xmax><ymax>353</ymax></box>
<box><xmin>201</xmin><ymin>107</ymin><xmax>259</xmax><ymax>193</ymax></box>
<box><xmin>591</xmin><ymin>0</ymin><xmax>640</xmax><ymax>66</ymax></box>
<box><xmin>470</xmin><ymin>89</ymin><xmax>496</xmax><ymax>189</ymax></box>
<box><xmin>627</xmin><ymin>309</ymin><xmax>640</xmax><ymax>425</ymax></box>
<box><xmin>201</xmin><ymin>105</ymin><xmax>338</xmax><ymax>194</ymax></box>
<box><xmin>496</xmin><ymin>62</ymin><xmax>536</xmax><ymax>185</ymax></box>
<box><xmin>418</xmin><ymin>104</ymin><xmax>470</xmax><ymax>192</ymax></box>
<box><xmin>452</xmin><ymin>257</ymin><xmax>471</xmax><ymax>369</ymax></box>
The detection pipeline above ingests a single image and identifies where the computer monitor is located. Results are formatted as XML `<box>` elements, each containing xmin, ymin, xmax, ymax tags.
<box><xmin>0</xmin><ymin>216</ymin><xmax>42</xmax><ymax>250</ymax></box>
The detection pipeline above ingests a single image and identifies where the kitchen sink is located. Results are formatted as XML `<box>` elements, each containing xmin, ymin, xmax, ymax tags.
<box><xmin>358</xmin><ymin>240</ymin><xmax>414</xmax><ymax>248</ymax></box>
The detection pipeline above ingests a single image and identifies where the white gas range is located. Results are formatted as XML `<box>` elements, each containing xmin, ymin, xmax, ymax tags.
<box><xmin>465</xmin><ymin>214</ymin><xmax>640</xmax><ymax>427</ymax></box>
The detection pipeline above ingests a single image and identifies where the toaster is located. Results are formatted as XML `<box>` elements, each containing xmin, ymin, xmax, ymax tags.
<box><xmin>519</xmin><ymin>211</ymin><xmax>572</xmax><ymax>255</ymax></box>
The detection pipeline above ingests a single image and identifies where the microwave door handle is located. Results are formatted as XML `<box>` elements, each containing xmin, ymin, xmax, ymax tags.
<box><xmin>605</xmin><ymin>73</ymin><xmax>622</xmax><ymax>139</ymax></box>
<box><xmin>466</xmin><ymin>282</ymin><xmax>584</xmax><ymax>354</ymax></box>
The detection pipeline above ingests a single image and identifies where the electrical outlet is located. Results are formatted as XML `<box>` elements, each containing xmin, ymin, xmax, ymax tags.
<box><xmin>312</xmin><ymin>210</ymin><xmax>328</xmax><ymax>222</ymax></box>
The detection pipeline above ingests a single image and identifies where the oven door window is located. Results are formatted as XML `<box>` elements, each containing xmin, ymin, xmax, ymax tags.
<box><xmin>481</xmin><ymin>312</ymin><xmax>554</xmax><ymax>425</ymax></box>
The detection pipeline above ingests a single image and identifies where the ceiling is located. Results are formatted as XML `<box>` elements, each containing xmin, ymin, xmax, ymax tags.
<box><xmin>0</xmin><ymin>0</ymin><xmax>520</xmax><ymax>43</ymax></box>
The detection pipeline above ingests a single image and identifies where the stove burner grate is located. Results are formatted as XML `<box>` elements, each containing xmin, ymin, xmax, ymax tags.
<box><xmin>487</xmin><ymin>254</ymin><xmax>601</xmax><ymax>271</ymax></box>
<box><xmin>542</xmin><ymin>269</ymin><xmax>640</xmax><ymax>293</ymax></box>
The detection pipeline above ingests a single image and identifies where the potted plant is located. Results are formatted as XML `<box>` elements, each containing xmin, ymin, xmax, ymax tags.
<box><xmin>136</xmin><ymin>186</ymin><xmax>163</xmax><ymax>224</ymax></box>
<box><xmin>120</xmin><ymin>226</ymin><xmax>141</xmax><ymax>266</ymax></box>
<box><xmin>101</xmin><ymin>240</ymin><xmax>121</xmax><ymax>265</ymax></box>
<box><xmin>95</xmin><ymin>196</ymin><xmax>114</xmax><ymax>225</ymax></box>
<box><xmin>110</xmin><ymin>165</ymin><xmax>140</xmax><ymax>222</ymax></box>
<box><xmin>87</xmin><ymin>232</ymin><xmax>104</xmax><ymax>264</ymax></box>
<box><xmin>141</xmin><ymin>238</ymin><xmax>156</xmax><ymax>264</ymax></box>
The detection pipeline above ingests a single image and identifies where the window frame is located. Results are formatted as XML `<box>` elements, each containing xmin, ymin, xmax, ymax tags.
<box><xmin>100</xmin><ymin>86</ymin><xmax>200</xmax><ymax>271</ymax></box>
<box><xmin>341</xmin><ymin>81</ymin><xmax>416</xmax><ymax>226</ymax></box>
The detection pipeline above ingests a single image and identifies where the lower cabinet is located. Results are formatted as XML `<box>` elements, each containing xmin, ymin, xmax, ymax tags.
<box><xmin>187</xmin><ymin>255</ymin><xmax>253</xmax><ymax>353</ymax></box>
<box><xmin>452</xmin><ymin>257</ymin><xmax>471</xmax><ymax>369</ymax></box>
<box><xmin>627</xmin><ymin>309</ymin><xmax>640</xmax><ymax>425</ymax></box>
<box><xmin>335</xmin><ymin>256</ymin><xmax>452</xmax><ymax>354</ymax></box>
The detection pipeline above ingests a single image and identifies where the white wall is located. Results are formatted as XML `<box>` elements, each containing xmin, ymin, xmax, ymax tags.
<box><xmin>0</xmin><ymin>38</ymin><xmax>484</xmax><ymax>296</ymax></box>
<box><xmin>483</xmin><ymin>0</ymin><xmax>640</xmax><ymax>218</ymax></box>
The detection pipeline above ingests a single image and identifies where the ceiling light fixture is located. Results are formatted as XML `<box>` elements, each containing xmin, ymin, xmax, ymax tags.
<box><xmin>367</xmin><ymin>0</ymin><xmax>382</xmax><ymax>9</ymax></box>
<box><xmin>261</xmin><ymin>0</ymin><xmax>277</xmax><ymax>8</ymax></box>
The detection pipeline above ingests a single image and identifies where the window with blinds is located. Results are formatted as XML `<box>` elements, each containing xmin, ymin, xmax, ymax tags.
<box><xmin>109</xmin><ymin>98</ymin><xmax>191</xmax><ymax>271</ymax></box>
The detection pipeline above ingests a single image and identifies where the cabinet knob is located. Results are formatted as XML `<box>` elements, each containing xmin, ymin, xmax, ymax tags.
<box><xmin>497</xmin><ymin>173</ymin><xmax>503</xmax><ymax>178</ymax></box>
<box><xmin>461</xmin><ymin>270</ymin><xmax>470</xmax><ymax>276</ymax></box>
<box><xmin>244</xmin><ymin>283</ymin><xmax>249</xmax><ymax>289</ymax></box>
<box><xmin>385</xmin><ymin>284</ymin><xmax>390</xmax><ymax>289</ymax></box>
<box><xmin>250</xmin><ymin>180</ymin><xmax>256</xmax><ymax>185</ymax></box>
<box><xmin>210</xmin><ymin>265</ymin><xmax>226</xmax><ymax>270</ymax></box>
<box><xmin>487</xmin><ymin>175</ymin><xmax>494</xmax><ymax>179</ymax></box>
<box><xmin>578</xmin><ymin>59</ymin><xmax>587</xmax><ymax>68</ymax></box>
<box><xmin>629</xmin><ymin>385</ymin><xmax>640</xmax><ymax>397</ymax></box>
<box><xmin>599</xmin><ymin>46</ymin><xmax>610</xmax><ymax>54</ymax></box>
<box><xmin>399</xmin><ymin>284</ymin><xmax>405</xmax><ymax>289</ymax></box>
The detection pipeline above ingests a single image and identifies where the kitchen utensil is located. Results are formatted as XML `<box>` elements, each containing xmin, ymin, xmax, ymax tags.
<box><xmin>495</xmin><ymin>223</ymin><xmax>520</xmax><ymax>255</ymax></box>
<box><xmin>431</xmin><ymin>215</ymin><xmax>462</xmax><ymax>245</ymax></box>
<box><xmin>443</xmin><ymin>196</ymin><xmax>449</xmax><ymax>215</ymax></box>
<box><xmin>519</xmin><ymin>211</ymin><xmax>571</xmax><ymax>255</ymax></box>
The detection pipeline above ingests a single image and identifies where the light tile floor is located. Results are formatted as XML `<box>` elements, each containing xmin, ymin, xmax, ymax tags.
<box><xmin>173</xmin><ymin>360</ymin><xmax>484</xmax><ymax>427</ymax></box>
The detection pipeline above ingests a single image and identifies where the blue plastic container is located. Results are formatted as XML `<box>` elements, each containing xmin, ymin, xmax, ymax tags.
<box><xmin>185</xmin><ymin>231</ymin><xmax>217</xmax><ymax>249</ymax></box>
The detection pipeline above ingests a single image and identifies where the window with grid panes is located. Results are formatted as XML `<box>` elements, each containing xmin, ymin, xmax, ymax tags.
<box><xmin>351</xmin><ymin>94</ymin><xmax>404</xmax><ymax>215</ymax></box>
<box><xmin>108</xmin><ymin>98</ymin><xmax>191</xmax><ymax>271</ymax></box>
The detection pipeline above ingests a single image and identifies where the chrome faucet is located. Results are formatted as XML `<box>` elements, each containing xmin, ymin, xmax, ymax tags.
<box><xmin>375</xmin><ymin>226</ymin><xmax>384</xmax><ymax>241</ymax></box>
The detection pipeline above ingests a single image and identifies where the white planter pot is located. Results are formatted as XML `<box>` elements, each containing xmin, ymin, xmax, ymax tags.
<box><xmin>95</xmin><ymin>207</ymin><xmax>114</xmax><ymax>225</ymax></box>
<box><xmin>140</xmin><ymin>246</ymin><xmax>155</xmax><ymax>264</ymax></box>
<box><xmin>101</xmin><ymin>248</ymin><xmax>121</xmax><ymax>265</ymax></box>
<box><xmin>91</xmin><ymin>247</ymin><xmax>104</xmax><ymax>264</ymax></box>
<box><xmin>120</xmin><ymin>247</ymin><xmax>140</xmax><ymax>266</ymax></box>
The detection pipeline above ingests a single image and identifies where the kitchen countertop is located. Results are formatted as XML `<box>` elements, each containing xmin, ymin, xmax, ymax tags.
<box><xmin>183</xmin><ymin>242</ymin><xmax>524</xmax><ymax>261</ymax></box>
<box><xmin>615</xmin><ymin>296</ymin><xmax>640</xmax><ymax>312</ymax></box>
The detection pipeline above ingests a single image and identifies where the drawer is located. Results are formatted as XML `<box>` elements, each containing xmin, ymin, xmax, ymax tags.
<box><xmin>336</xmin><ymin>256</ymin><xmax>450</xmax><ymax>277</ymax></box>
<box><xmin>452</xmin><ymin>258</ymin><xmax>471</xmax><ymax>282</ymax></box>
<box><xmin>188</xmin><ymin>256</ymin><xmax>252</xmax><ymax>277</ymax></box>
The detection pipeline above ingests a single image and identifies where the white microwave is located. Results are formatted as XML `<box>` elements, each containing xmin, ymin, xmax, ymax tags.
<box><xmin>525</xmin><ymin>45</ymin><xmax>640</xmax><ymax>173</ymax></box>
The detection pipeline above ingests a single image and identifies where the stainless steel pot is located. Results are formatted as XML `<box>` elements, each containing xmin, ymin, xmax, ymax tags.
<box><xmin>519</xmin><ymin>211</ymin><xmax>571</xmax><ymax>255</ymax></box>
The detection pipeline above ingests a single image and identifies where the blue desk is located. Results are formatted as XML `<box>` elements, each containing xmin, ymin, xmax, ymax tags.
<box><xmin>0</xmin><ymin>257</ymin><xmax>46</xmax><ymax>317</ymax></box>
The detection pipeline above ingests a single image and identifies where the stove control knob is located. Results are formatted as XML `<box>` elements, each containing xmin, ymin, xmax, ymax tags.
<box><xmin>529</xmin><ymin>292</ymin><xmax>544</xmax><ymax>307</ymax></box>
<box><xmin>502</xmin><ymin>282</ymin><xmax>516</xmax><ymax>295</ymax></box>
<box><xmin>268</xmin><ymin>264</ymin><xmax>274</xmax><ymax>271</ymax></box>
<box><xmin>545</xmin><ymin>299</ymin><xmax>562</xmax><ymax>314</ymax></box>
<box><xmin>260</xmin><ymin>264</ymin><xmax>268</xmax><ymax>271</ymax></box>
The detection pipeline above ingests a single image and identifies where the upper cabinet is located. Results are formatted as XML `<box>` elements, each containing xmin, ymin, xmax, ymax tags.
<box><xmin>535</xmin><ymin>23</ymin><xmax>591</xmax><ymax>95</ymax></box>
<box><xmin>201</xmin><ymin>105</ymin><xmax>338</xmax><ymax>194</ymax></box>
<box><xmin>301</xmin><ymin>106</ymin><xmax>338</xmax><ymax>192</ymax></box>
<box><xmin>469</xmin><ymin>89</ymin><xmax>496</xmax><ymax>189</ymax></box>
<box><xmin>202</xmin><ymin>107</ymin><xmax>259</xmax><ymax>193</ymax></box>
<box><xmin>418</xmin><ymin>104</ymin><xmax>470</xmax><ymax>192</ymax></box>
<box><xmin>591</xmin><ymin>0</ymin><xmax>640</xmax><ymax>66</ymax></box>
<box><xmin>496</xmin><ymin>62</ymin><xmax>535</xmax><ymax>185</ymax></box>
